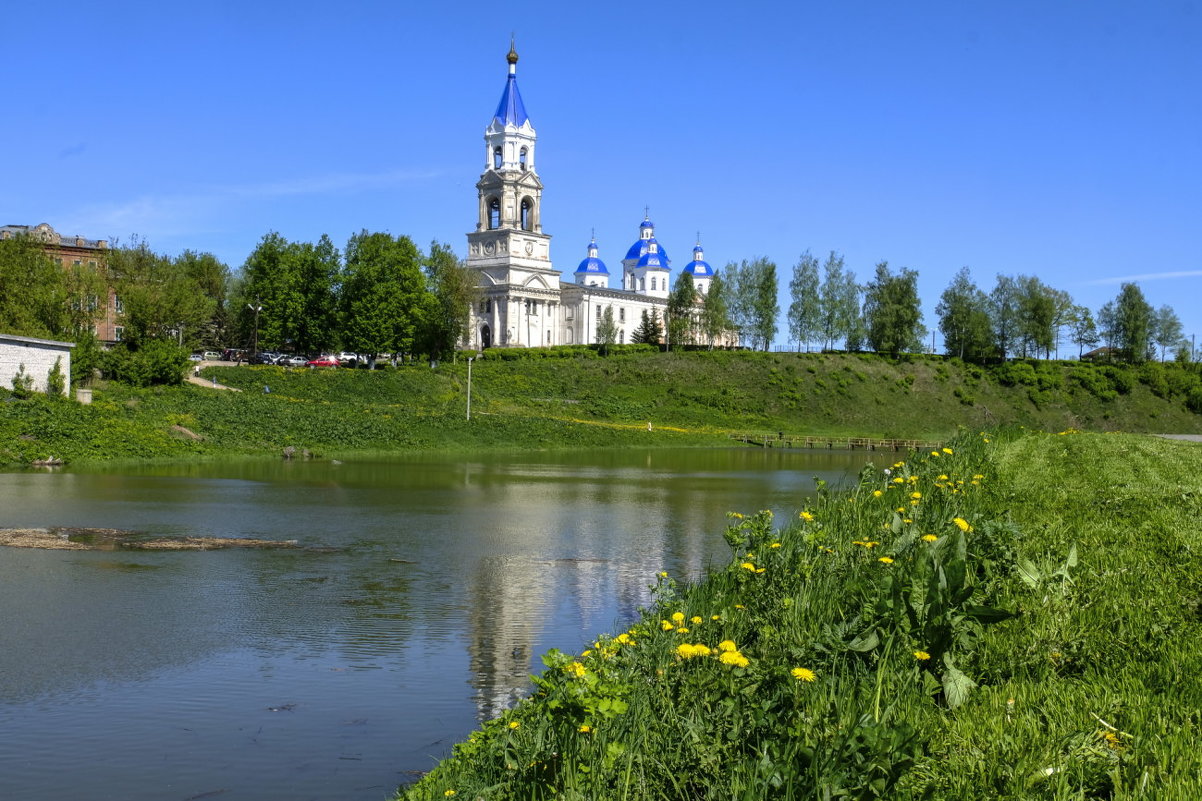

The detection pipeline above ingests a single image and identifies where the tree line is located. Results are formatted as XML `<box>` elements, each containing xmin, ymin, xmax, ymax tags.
<box><xmin>0</xmin><ymin>230</ymin><xmax>479</xmax><ymax>382</ymax></box>
<box><xmin>784</xmin><ymin>250</ymin><xmax>1191</xmax><ymax>364</ymax></box>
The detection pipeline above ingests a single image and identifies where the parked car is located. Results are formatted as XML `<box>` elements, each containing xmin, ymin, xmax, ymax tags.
<box><xmin>306</xmin><ymin>357</ymin><xmax>339</xmax><ymax>367</ymax></box>
<box><xmin>337</xmin><ymin>351</ymin><xmax>359</xmax><ymax>366</ymax></box>
<box><xmin>250</xmin><ymin>352</ymin><xmax>278</xmax><ymax>365</ymax></box>
<box><xmin>283</xmin><ymin>355</ymin><xmax>308</xmax><ymax>367</ymax></box>
<box><xmin>188</xmin><ymin>353</ymin><xmax>203</xmax><ymax>362</ymax></box>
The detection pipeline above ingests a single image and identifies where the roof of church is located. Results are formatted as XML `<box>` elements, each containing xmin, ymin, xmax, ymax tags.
<box><xmin>493</xmin><ymin>46</ymin><xmax>529</xmax><ymax>127</ymax></box>
<box><xmin>576</xmin><ymin>239</ymin><xmax>609</xmax><ymax>274</ymax></box>
<box><xmin>636</xmin><ymin>240</ymin><xmax>670</xmax><ymax>270</ymax></box>
<box><xmin>682</xmin><ymin>244</ymin><xmax>714</xmax><ymax>277</ymax></box>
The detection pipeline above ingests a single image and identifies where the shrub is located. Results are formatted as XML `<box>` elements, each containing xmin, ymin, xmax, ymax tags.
<box><xmin>46</xmin><ymin>357</ymin><xmax>65</xmax><ymax>397</ymax></box>
<box><xmin>101</xmin><ymin>341</ymin><xmax>190</xmax><ymax>387</ymax></box>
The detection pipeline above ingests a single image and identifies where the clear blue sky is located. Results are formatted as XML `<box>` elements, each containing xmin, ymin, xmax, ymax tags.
<box><xmin>4</xmin><ymin>1</ymin><xmax>1200</xmax><ymax>354</ymax></box>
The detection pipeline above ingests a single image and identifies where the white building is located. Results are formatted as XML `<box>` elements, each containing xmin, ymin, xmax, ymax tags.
<box><xmin>464</xmin><ymin>44</ymin><xmax>723</xmax><ymax>349</ymax></box>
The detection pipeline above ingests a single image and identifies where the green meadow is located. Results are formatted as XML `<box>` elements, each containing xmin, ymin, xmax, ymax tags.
<box><xmin>2</xmin><ymin>351</ymin><xmax>1200</xmax><ymax>465</ymax></box>
<box><xmin>398</xmin><ymin>430</ymin><xmax>1202</xmax><ymax>799</ymax></box>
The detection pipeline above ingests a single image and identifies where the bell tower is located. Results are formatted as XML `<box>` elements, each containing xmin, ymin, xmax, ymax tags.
<box><xmin>466</xmin><ymin>41</ymin><xmax>555</xmax><ymax>285</ymax></box>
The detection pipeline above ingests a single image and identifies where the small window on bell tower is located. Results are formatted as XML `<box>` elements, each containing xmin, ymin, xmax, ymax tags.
<box><xmin>520</xmin><ymin>198</ymin><xmax>533</xmax><ymax>231</ymax></box>
<box><xmin>519</xmin><ymin>147</ymin><xmax>528</xmax><ymax>170</ymax></box>
<box><xmin>493</xmin><ymin>147</ymin><xmax>502</xmax><ymax>170</ymax></box>
<box><xmin>488</xmin><ymin>197</ymin><xmax>501</xmax><ymax>229</ymax></box>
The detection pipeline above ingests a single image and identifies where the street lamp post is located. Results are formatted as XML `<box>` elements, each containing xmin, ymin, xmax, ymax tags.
<box><xmin>466</xmin><ymin>356</ymin><xmax>475</xmax><ymax>421</ymax></box>
<box><xmin>247</xmin><ymin>299</ymin><xmax>263</xmax><ymax>356</ymax></box>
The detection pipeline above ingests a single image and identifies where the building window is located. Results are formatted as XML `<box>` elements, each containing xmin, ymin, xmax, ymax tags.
<box><xmin>87</xmin><ymin>294</ymin><xmax>98</xmax><ymax>311</ymax></box>
<box><xmin>493</xmin><ymin>147</ymin><xmax>502</xmax><ymax>169</ymax></box>
<box><xmin>114</xmin><ymin>295</ymin><xmax>124</xmax><ymax>314</ymax></box>
<box><xmin>519</xmin><ymin>147</ymin><xmax>528</xmax><ymax>170</ymax></box>
<box><xmin>546</xmin><ymin>330</ymin><xmax>551</xmax><ymax>343</ymax></box>
<box><xmin>73</xmin><ymin>259</ymin><xmax>82</xmax><ymax>267</ymax></box>
<box><xmin>520</xmin><ymin>197</ymin><xmax>533</xmax><ymax>231</ymax></box>
<box><xmin>114</xmin><ymin>326</ymin><xmax>124</xmax><ymax>342</ymax></box>
<box><xmin>651</xmin><ymin>277</ymin><xmax>657</xmax><ymax>291</ymax></box>
<box><xmin>486</xmin><ymin>299</ymin><xmax>492</xmax><ymax>313</ymax></box>
<box><xmin>619</xmin><ymin>308</ymin><xmax>625</xmax><ymax>323</ymax></box>
<box><xmin>566</xmin><ymin>306</ymin><xmax>574</xmax><ymax>320</ymax></box>
<box><xmin>596</xmin><ymin>305</ymin><xmax>602</xmax><ymax>318</ymax></box>
<box><xmin>488</xmin><ymin>197</ymin><xmax>501</xmax><ymax>229</ymax></box>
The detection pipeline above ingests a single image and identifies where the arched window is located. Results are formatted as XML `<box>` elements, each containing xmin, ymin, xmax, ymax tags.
<box><xmin>493</xmin><ymin>147</ymin><xmax>502</xmax><ymax>169</ymax></box>
<box><xmin>519</xmin><ymin>147</ymin><xmax>528</xmax><ymax>170</ymax></box>
<box><xmin>639</xmin><ymin>278</ymin><xmax>645</xmax><ymax>291</ymax></box>
<box><xmin>488</xmin><ymin>197</ymin><xmax>500</xmax><ymax>229</ymax></box>
<box><xmin>520</xmin><ymin>197</ymin><xmax>533</xmax><ymax>231</ymax></box>
<box><xmin>651</xmin><ymin>277</ymin><xmax>657</xmax><ymax>291</ymax></box>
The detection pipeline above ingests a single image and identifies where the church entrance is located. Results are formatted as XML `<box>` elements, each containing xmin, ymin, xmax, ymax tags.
<box><xmin>481</xmin><ymin>324</ymin><xmax>492</xmax><ymax>349</ymax></box>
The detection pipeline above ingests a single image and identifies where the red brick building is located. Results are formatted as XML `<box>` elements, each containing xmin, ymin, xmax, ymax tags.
<box><xmin>0</xmin><ymin>222</ymin><xmax>123</xmax><ymax>344</ymax></box>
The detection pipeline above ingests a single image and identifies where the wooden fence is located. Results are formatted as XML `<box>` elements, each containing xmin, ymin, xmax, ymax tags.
<box><xmin>729</xmin><ymin>433</ymin><xmax>940</xmax><ymax>452</ymax></box>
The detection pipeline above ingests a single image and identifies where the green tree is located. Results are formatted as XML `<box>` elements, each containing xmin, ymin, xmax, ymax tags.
<box><xmin>728</xmin><ymin>257</ymin><xmax>778</xmax><ymax>351</ymax></box>
<box><xmin>106</xmin><ymin>239</ymin><xmax>215</xmax><ymax>350</ymax></box>
<box><xmin>936</xmin><ymin>267</ymin><xmax>994</xmax><ymax>362</ymax></box>
<box><xmin>1014</xmin><ymin>275</ymin><xmax>1056</xmax><ymax>358</ymax></box>
<box><xmin>818</xmin><ymin>251</ymin><xmax>858</xmax><ymax>350</ymax></box>
<box><xmin>0</xmin><ymin>234</ymin><xmax>70</xmax><ymax>337</ymax></box>
<box><xmin>666</xmin><ymin>272</ymin><xmax>698</xmax><ymax>349</ymax></box>
<box><xmin>420</xmin><ymin>241</ymin><xmax>479</xmax><ymax>359</ymax></box>
<box><xmin>1069</xmin><ymin>305</ymin><xmax>1099</xmax><ymax>358</ymax></box>
<box><xmin>339</xmin><ymin>231</ymin><xmax>427</xmax><ymax>365</ymax></box>
<box><xmin>1151</xmin><ymin>304</ymin><xmax>1183</xmax><ymax>361</ymax></box>
<box><xmin>989</xmin><ymin>275</ymin><xmax>1020</xmax><ymax>360</ymax></box>
<box><xmin>595</xmin><ymin>306</ymin><xmax>618</xmax><ymax>355</ymax></box>
<box><xmin>239</xmin><ymin>232</ymin><xmax>339</xmax><ymax>355</ymax></box>
<box><xmin>176</xmin><ymin>250</ymin><xmax>232</xmax><ymax>348</ymax></box>
<box><xmin>700</xmin><ymin>273</ymin><xmax>730</xmax><ymax>349</ymax></box>
<box><xmin>862</xmin><ymin>261</ymin><xmax>924</xmax><ymax>356</ymax></box>
<box><xmin>787</xmin><ymin>250</ymin><xmax>821</xmax><ymax>351</ymax></box>
<box><xmin>1097</xmin><ymin>301</ymin><xmax>1117</xmax><ymax>355</ymax></box>
<box><xmin>1113</xmin><ymin>282</ymin><xmax>1153</xmax><ymax>363</ymax></box>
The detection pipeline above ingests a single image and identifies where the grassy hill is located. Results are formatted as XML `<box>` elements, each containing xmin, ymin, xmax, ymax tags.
<box><xmin>1</xmin><ymin>350</ymin><xmax>1200</xmax><ymax>464</ymax></box>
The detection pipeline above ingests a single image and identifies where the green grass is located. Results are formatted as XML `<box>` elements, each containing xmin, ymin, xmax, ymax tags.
<box><xmin>397</xmin><ymin>430</ymin><xmax>1202</xmax><ymax>800</ymax></box>
<box><xmin>1</xmin><ymin>351</ymin><xmax>1199</xmax><ymax>465</ymax></box>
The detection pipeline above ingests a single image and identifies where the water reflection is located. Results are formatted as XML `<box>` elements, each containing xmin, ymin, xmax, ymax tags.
<box><xmin>0</xmin><ymin>448</ymin><xmax>878</xmax><ymax>801</ymax></box>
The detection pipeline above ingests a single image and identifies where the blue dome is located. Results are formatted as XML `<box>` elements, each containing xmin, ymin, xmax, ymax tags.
<box><xmin>640</xmin><ymin>219</ymin><xmax>655</xmax><ymax>229</ymax></box>
<box><xmin>637</xmin><ymin>251</ymin><xmax>668</xmax><ymax>269</ymax></box>
<box><xmin>625</xmin><ymin>239</ymin><xmax>670</xmax><ymax>263</ymax></box>
<box><xmin>576</xmin><ymin>256</ymin><xmax>609</xmax><ymax>274</ymax></box>
<box><xmin>683</xmin><ymin>259</ymin><xmax>714</xmax><ymax>277</ymax></box>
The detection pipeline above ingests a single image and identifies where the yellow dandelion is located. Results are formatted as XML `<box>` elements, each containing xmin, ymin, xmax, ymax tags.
<box><xmin>718</xmin><ymin>640</ymin><xmax>738</xmax><ymax>652</ymax></box>
<box><xmin>791</xmin><ymin>667</ymin><xmax>817</xmax><ymax>682</ymax></box>
<box><xmin>676</xmin><ymin>643</ymin><xmax>698</xmax><ymax>659</ymax></box>
<box><xmin>565</xmin><ymin>661</ymin><xmax>587</xmax><ymax>678</ymax></box>
<box><xmin>578</xmin><ymin>724</ymin><xmax>592</xmax><ymax>733</ymax></box>
<box><xmin>616</xmin><ymin>632</ymin><xmax>634</xmax><ymax>645</ymax></box>
<box><xmin>676</xmin><ymin>627</ymin><xmax>690</xmax><ymax>634</ymax></box>
<box><xmin>661</xmin><ymin>620</ymin><xmax>675</xmax><ymax>631</ymax></box>
<box><xmin>657</xmin><ymin>571</ymin><xmax>668</xmax><ymax>578</ymax></box>
<box><xmin>896</xmin><ymin>507</ymin><xmax>906</xmax><ymax>514</ymax></box>
<box><xmin>903</xmin><ymin>518</ymin><xmax>913</xmax><ymax>524</ymax></box>
<box><xmin>444</xmin><ymin>791</ymin><xmax>457</xmax><ymax>798</ymax></box>
<box><xmin>508</xmin><ymin>720</ymin><xmax>520</xmax><ymax>729</ymax></box>
<box><xmin>718</xmin><ymin>650</ymin><xmax>750</xmax><ymax>668</ymax></box>
<box><xmin>873</xmin><ymin>490</ymin><xmax>883</xmax><ymax>497</ymax></box>
<box><xmin>952</xmin><ymin>517</ymin><xmax>972</xmax><ymax>532</ymax></box>
<box><xmin>922</xmin><ymin>534</ymin><xmax>938</xmax><ymax>542</ymax></box>
<box><xmin>711</xmin><ymin>614</ymin><xmax>721</xmax><ymax>621</ymax></box>
<box><xmin>914</xmin><ymin>650</ymin><xmax>931</xmax><ymax>661</ymax></box>
<box><xmin>930</xmin><ymin>450</ymin><xmax>940</xmax><ymax>457</ymax></box>
<box><xmin>729</xmin><ymin>512</ymin><xmax>744</xmax><ymax>519</ymax></box>
<box><xmin>937</xmin><ymin>474</ymin><xmax>949</xmax><ymax>481</ymax></box>
<box><xmin>878</xmin><ymin>557</ymin><xmax>894</xmax><ymax>564</ymax></box>
<box><xmin>891</xmin><ymin>477</ymin><xmax>904</xmax><ymax>484</ymax></box>
<box><xmin>910</xmin><ymin>491</ymin><xmax>922</xmax><ymax>500</ymax></box>
<box><xmin>942</xmin><ymin>447</ymin><xmax>954</xmax><ymax>454</ymax></box>
<box><xmin>770</xmin><ymin>542</ymin><xmax>782</xmax><ymax>549</ymax></box>
<box><xmin>740</xmin><ymin>562</ymin><xmax>757</xmax><ymax>571</ymax></box>
<box><xmin>800</xmin><ymin>510</ymin><xmax>815</xmax><ymax>522</ymax></box>
<box><xmin>972</xmin><ymin>474</ymin><xmax>984</xmax><ymax>480</ymax></box>
<box><xmin>671</xmin><ymin>611</ymin><xmax>685</xmax><ymax>624</ymax></box>
<box><xmin>581</xmin><ymin>649</ymin><xmax>592</xmax><ymax>657</ymax></box>
<box><xmin>690</xmin><ymin>615</ymin><xmax>703</xmax><ymax>625</ymax></box>
<box><xmin>693</xmin><ymin>643</ymin><xmax>712</xmax><ymax>656</ymax></box>
<box><xmin>755</xmin><ymin>567</ymin><xmax>765</xmax><ymax>574</ymax></box>
<box><xmin>734</xmin><ymin>604</ymin><xmax>746</xmax><ymax>610</ymax></box>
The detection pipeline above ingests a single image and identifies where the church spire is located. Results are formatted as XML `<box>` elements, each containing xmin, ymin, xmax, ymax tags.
<box><xmin>493</xmin><ymin>39</ymin><xmax>529</xmax><ymax>127</ymax></box>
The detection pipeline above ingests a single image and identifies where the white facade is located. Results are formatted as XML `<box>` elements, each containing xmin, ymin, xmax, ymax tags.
<box><xmin>0</xmin><ymin>333</ymin><xmax>73</xmax><ymax>396</ymax></box>
<box><xmin>463</xmin><ymin>46</ymin><xmax>719</xmax><ymax>350</ymax></box>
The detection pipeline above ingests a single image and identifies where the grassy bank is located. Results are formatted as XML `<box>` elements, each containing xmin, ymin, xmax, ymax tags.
<box><xmin>1</xmin><ymin>351</ymin><xmax>1200</xmax><ymax>464</ymax></box>
<box><xmin>398</xmin><ymin>430</ymin><xmax>1202</xmax><ymax>799</ymax></box>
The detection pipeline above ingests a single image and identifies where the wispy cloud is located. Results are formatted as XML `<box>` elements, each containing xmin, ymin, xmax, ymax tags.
<box><xmin>61</xmin><ymin>168</ymin><xmax>443</xmax><ymax>239</ymax></box>
<box><xmin>1083</xmin><ymin>270</ymin><xmax>1202</xmax><ymax>286</ymax></box>
<box><xmin>57</xmin><ymin>142</ymin><xmax>87</xmax><ymax>159</ymax></box>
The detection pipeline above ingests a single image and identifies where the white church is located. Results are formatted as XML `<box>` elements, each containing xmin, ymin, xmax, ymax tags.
<box><xmin>464</xmin><ymin>44</ymin><xmax>724</xmax><ymax>350</ymax></box>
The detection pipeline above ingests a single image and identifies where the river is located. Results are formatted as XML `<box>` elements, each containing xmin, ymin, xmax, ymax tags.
<box><xmin>0</xmin><ymin>447</ymin><xmax>875</xmax><ymax>801</ymax></box>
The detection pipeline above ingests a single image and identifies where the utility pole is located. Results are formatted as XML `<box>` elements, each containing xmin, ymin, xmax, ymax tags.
<box><xmin>247</xmin><ymin>299</ymin><xmax>263</xmax><ymax>356</ymax></box>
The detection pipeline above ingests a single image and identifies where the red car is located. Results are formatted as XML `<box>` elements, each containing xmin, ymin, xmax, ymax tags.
<box><xmin>305</xmin><ymin>357</ymin><xmax>339</xmax><ymax>367</ymax></box>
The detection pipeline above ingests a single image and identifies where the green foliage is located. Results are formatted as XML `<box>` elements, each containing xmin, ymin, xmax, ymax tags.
<box><xmin>10</xmin><ymin>363</ymin><xmax>34</xmax><ymax>397</ymax></box>
<box><xmin>595</xmin><ymin>306</ymin><xmax>618</xmax><ymax>355</ymax></box>
<box><xmin>0</xmin><ymin>233</ymin><xmax>92</xmax><ymax>338</ymax></box>
<box><xmin>239</xmin><ymin>232</ymin><xmax>340</xmax><ymax>354</ymax></box>
<box><xmin>107</xmin><ymin>239</ymin><xmax>219</xmax><ymax>350</ymax></box>
<box><xmin>1113</xmin><ymin>282</ymin><xmax>1153</xmax><ymax>363</ymax></box>
<box><xmin>45</xmin><ymin>356</ymin><xmax>65</xmax><ymax>397</ymax></box>
<box><xmin>725</xmin><ymin>257</ymin><xmax>779</xmax><ymax>351</ymax></box>
<box><xmin>787</xmin><ymin>250</ymin><xmax>822</xmax><ymax>351</ymax></box>
<box><xmin>936</xmin><ymin>267</ymin><xmax>995</xmax><ymax>363</ymax></box>
<box><xmin>863</xmin><ymin>261</ymin><xmax>924</xmax><ymax>356</ymax></box>
<box><xmin>101</xmin><ymin>341</ymin><xmax>189</xmax><ymax>387</ymax></box>
<box><xmin>420</xmin><ymin>241</ymin><xmax>479</xmax><ymax>359</ymax></box>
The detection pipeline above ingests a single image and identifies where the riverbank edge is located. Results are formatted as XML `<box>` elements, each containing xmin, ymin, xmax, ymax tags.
<box><xmin>395</xmin><ymin>430</ymin><xmax>1202</xmax><ymax>799</ymax></box>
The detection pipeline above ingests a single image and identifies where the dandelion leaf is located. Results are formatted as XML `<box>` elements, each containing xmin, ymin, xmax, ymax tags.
<box><xmin>941</xmin><ymin>654</ymin><xmax>977</xmax><ymax>709</ymax></box>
